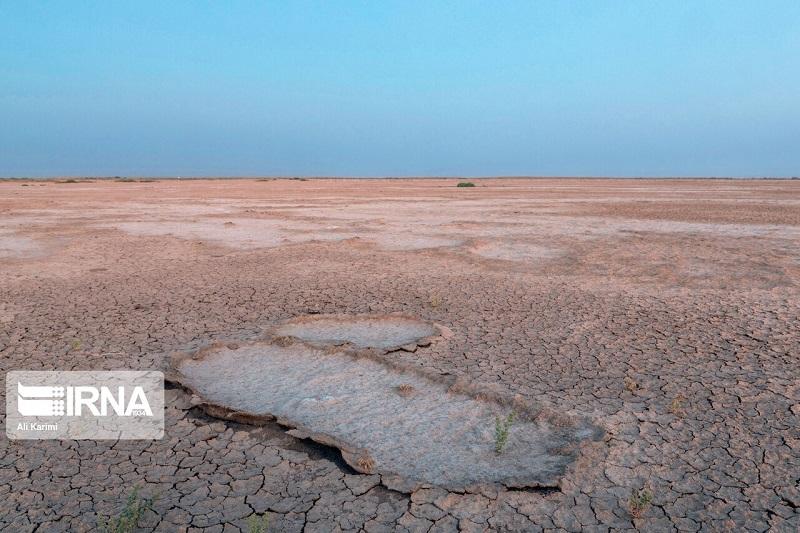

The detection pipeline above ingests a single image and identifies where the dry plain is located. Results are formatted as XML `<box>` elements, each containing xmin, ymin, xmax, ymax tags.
<box><xmin>0</xmin><ymin>178</ymin><xmax>798</xmax><ymax>532</ymax></box>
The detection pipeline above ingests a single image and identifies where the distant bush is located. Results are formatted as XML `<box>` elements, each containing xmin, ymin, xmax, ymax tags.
<box><xmin>457</xmin><ymin>182</ymin><xmax>475</xmax><ymax>187</ymax></box>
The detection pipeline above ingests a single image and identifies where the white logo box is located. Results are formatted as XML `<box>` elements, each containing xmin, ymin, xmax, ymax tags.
<box><xmin>6</xmin><ymin>371</ymin><xmax>164</xmax><ymax>440</ymax></box>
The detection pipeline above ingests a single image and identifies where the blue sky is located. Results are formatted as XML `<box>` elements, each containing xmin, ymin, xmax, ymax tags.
<box><xmin>1</xmin><ymin>1</ymin><xmax>798</xmax><ymax>177</ymax></box>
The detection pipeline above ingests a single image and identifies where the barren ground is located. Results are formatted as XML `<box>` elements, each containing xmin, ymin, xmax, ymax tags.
<box><xmin>0</xmin><ymin>178</ymin><xmax>798</xmax><ymax>532</ymax></box>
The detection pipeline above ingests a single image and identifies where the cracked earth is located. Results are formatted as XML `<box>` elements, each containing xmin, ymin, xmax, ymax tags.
<box><xmin>0</xmin><ymin>178</ymin><xmax>798</xmax><ymax>532</ymax></box>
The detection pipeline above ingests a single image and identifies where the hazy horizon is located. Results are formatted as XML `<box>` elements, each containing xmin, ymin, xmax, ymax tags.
<box><xmin>2</xmin><ymin>2</ymin><xmax>799</xmax><ymax>178</ymax></box>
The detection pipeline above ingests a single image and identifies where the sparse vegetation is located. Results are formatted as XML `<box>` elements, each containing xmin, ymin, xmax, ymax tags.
<box><xmin>429</xmin><ymin>294</ymin><xmax>442</xmax><ymax>308</ymax></box>
<box><xmin>115</xmin><ymin>177</ymin><xmax>155</xmax><ymax>183</ymax></box>
<box><xmin>669</xmin><ymin>393</ymin><xmax>686</xmax><ymax>415</ymax></box>
<box><xmin>70</xmin><ymin>339</ymin><xmax>82</xmax><ymax>350</ymax></box>
<box><xmin>456</xmin><ymin>182</ymin><xmax>475</xmax><ymax>187</ymax></box>
<box><xmin>98</xmin><ymin>487</ymin><xmax>155</xmax><ymax>533</ymax></box>
<box><xmin>494</xmin><ymin>411</ymin><xmax>515</xmax><ymax>454</ymax></box>
<box><xmin>624</xmin><ymin>376</ymin><xmax>639</xmax><ymax>392</ymax></box>
<box><xmin>395</xmin><ymin>383</ymin><xmax>415</xmax><ymax>397</ymax></box>
<box><xmin>247</xmin><ymin>513</ymin><xmax>270</xmax><ymax>533</ymax></box>
<box><xmin>628</xmin><ymin>486</ymin><xmax>653</xmax><ymax>519</ymax></box>
<box><xmin>58</xmin><ymin>179</ymin><xmax>80</xmax><ymax>183</ymax></box>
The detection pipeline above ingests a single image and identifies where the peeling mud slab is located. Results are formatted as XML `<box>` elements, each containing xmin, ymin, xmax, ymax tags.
<box><xmin>269</xmin><ymin>314</ymin><xmax>443</xmax><ymax>350</ymax></box>
<box><xmin>174</xmin><ymin>342</ymin><xmax>601</xmax><ymax>491</ymax></box>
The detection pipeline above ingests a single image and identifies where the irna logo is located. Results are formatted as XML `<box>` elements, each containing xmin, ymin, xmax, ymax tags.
<box><xmin>6</xmin><ymin>371</ymin><xmax>164</xmax><ymax>440</ymax></box>
<box><xmin>16</xmin><ymin>382</ymin><xmax>153</xmax><ymax>417</ymax></box>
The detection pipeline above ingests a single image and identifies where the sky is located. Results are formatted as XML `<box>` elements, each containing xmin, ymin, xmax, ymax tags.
<box><xmin>1</xmin><ymin>1</ymin><xmax>799</xmax><ymax>177</ymax></box>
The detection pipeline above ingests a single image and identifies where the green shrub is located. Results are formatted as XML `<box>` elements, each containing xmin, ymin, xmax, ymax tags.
<box><xmin>98</xmin><ymin>487</ymin><xmax>155</xmax><ymax>533</ymax></box>
<box><xmin>456</xmin><ymin>182</ymin><xmax>475</xmax><ymax>187</ymax></box>
<box><xmin>628</xmin><ymin>486</ymin><xmax>653</xmax><ymax>518</ymax></box>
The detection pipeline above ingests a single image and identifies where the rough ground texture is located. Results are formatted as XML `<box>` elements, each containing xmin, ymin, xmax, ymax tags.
<box><xmin>0</xmin><ymin>178</ymin><xmax>798</xmax><ymax>532</ymax></box>
<box><xmin>174</xmin><ymin>340</ymin><xmax>600</xmax><ymax>491</ymax></box>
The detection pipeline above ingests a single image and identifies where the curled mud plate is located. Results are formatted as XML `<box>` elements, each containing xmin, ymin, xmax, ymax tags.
<box><xmin>266</xmin><ymin>313</ymin><xmax>448</xmax><ymax>351</ymax></box>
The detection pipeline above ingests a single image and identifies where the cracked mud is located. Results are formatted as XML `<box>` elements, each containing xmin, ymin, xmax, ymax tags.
<box><xmin>1</xmin><ymin>178</ymin><xmax>799</xmax><ymax>532</ymax></box>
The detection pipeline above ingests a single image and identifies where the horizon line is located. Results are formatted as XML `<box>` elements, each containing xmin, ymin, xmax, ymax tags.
<box><xmin>2</xmin><ymin>175</ymin><xmax>800</xmax><ymax>181</ymax></box>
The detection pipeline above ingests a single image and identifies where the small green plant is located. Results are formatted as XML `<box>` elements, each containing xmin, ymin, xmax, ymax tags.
<box><xmin>98</xmin><ymin>487</ymin><xmax>155</xmax><ymax>533</ymax></box>
<box><xmin>628</xmin><ymin>486</ymin><xmax>653</xmax><ymax>519</ymax></box>
<box><xmin>456</xmin><ymin>182</ymin><xmax>475</xmax><ymax>187</ymax></box>
<box><xmin>70</xmin><ymin>339</ymin><xmax>82</xmax><ymax>350</ymax></box>
<box><xmin>494</xmin><ymin>411</ymin><xmax>515</xmax><ymax>454</ymax></box>
<box><xmin>247</xmin><ymin>513</ymin><xmax>270</xmax><ymax>533</ymax></box>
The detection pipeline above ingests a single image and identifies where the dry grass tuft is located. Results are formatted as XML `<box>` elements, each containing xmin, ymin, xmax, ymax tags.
<box><xmin>624</xmin><ymin>376</ymin><xmax>639</xmax><ymax>393</ymax></box>
<box><xmin>395</xmin><ymin>383</ymin><xmax>415</xmax><ymax>397</ymax></box>
<box><xmin>356</xmin><ymin>454</ymin><xmax>376</xmax><ymax>473</ymax></box>
<box><xmin>669</xmin><ymin>394</ymin><xmax>687</xmax><ymax>415</ymax></box>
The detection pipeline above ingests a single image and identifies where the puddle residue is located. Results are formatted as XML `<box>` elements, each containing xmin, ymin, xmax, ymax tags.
<box><xmin>174</xmin><ymin>340</ymin><xmax>601</xmax><ymax>491</ymax></box>
<box><xmin>0</xmin><ymin>231</ymin><xmax>43</xmax><ymax>259</ymax></box>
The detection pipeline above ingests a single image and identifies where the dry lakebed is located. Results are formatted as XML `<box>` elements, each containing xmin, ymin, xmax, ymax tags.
<box><xmin>0</xmin><ymin>178</ymin><xmax>798</xmax><ymax>532</ymax></box>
